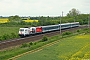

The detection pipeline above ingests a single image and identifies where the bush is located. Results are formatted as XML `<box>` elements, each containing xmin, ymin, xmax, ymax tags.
<box><xmin>77</xmin><ymin>29</ymin><xmax>81</xmax><ymax>32</ymax></box>
<box><xmin>21</xmin><ymin>43</ymin><xmax>28</xmax><ymax>48</ymax></box>
<box><xmin>62</xmin><ymin>31</ymin><xmax>72</xmax><ymax>37</ymax></box>
<box><xmin>83</xmin><ymin>28</ymin><xmax>90</xmax><ymax>33</ymax></box>
<box><xmin>0</xmin><ymin>33</ymin><xmax>18</xmax><ymax>41</ymax></box>
<box><xmin>11</xmin><ymin>33</ymin><xmax>16</xmax><ymax>38</ymax></box>
<box><xmin>29</xmin><ymin>42</ymin><xmax>33</xmax><ymax>45</ymax></box>
<box><xmin>2</xmin><ymin>34</ymin><xmax>10</xmax><ymax>40</ymax></box>
<box><xmin>34</xmin><ymin>42</ymin><xmax>37</xmax><ymax>45</ymax></box>
<box><xmin>41</xmin><ymin>36</ymin><xmax>48</xmax><ymax>42</ymax></box>
<box><xmin>0</xmin><ymin>36</ymin><xmax>3</xmax><ymax>41</ymax></box>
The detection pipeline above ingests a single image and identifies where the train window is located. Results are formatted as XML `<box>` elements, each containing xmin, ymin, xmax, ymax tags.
<box><xmin>20</xmin><ymin>29</ymin><xmax>24</xmax><ymax>31</ymax></box>
<box><xmin>61</xmin><ymin>24</ymin><xmax>71</xmax><ymax>27</ymax></box>
<box><xmin>25</xmin><ymin>30</ymin><xmax>27</xmax><ymax>31</ymax></box>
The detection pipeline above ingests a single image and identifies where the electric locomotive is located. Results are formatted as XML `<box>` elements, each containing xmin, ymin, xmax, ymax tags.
<box><xmin>18</xmin><ymin>22</ymin><xmax>79</xmax><ymax>37</ymax></box>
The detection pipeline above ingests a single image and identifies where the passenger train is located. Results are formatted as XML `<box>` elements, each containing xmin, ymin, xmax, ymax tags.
<box><xmin>18</xmin><ymin>22</ymin><xmax>79</xmax><ymax>37</ymax></box>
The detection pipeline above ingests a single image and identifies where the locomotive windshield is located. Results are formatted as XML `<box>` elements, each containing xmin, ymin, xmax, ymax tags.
<box><xmin>20</xmin><ymin>29</ymin><xmax>24</xmax><ymax>31</ymax></box>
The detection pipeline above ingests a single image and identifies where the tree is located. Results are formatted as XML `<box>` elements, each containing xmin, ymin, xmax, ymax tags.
<box><xmin>38</xmin><ymin>16</ymin><xmax>46</xmax><ymax>26</ymax></box>
<box><xmin>67</xmin><ymin>8</ymin><xmax>80</xmax><ymax>17</ymax></box>
<box><xmin>8</xmin><ymin>15</ymin><xmax>22</xmax><ymax>23</ymax></box>
<box><xmin>67</xmin><ymin>8</ymin><xmax>80</xmax><ymax>22</ymax></box>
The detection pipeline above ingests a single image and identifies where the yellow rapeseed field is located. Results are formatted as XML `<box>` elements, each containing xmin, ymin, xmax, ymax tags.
<box><xmin>69</xmin><ymin>34</ymin><xmax>90</xmax><ymax>60</ymax></box>
<box><xmin>75</xmin><ymin>34</ymin><xmax>90</xmax><ymax>39</ymax></box>
<box><xmin>23</xmin><ymin>19</ymin><xmax>38</xmax><ymax>23</ymax></box>
<box><xmin>0</xmin><ymin>18</ymin><xmax>9</xmax><ymax>23</ymax></box>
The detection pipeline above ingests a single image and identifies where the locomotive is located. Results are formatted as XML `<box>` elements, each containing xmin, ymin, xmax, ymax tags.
<box><xmin>18</xmin><ymin>22</ymin><xmax>79</xmax><ymax>37</ymax></box>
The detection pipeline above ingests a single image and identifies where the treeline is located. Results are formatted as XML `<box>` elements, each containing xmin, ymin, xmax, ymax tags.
<box><xmin>0</xmin><ymin>14</ymin><xmax>89</xmax><ymax>27</ymax></box>
<box><xmin>0</xmin><ymin>8</ymin><xmax>90</xmax><ymax>27</ymax></box>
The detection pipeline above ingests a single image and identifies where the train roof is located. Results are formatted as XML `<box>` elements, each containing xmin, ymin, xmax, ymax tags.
<box><xmin>32</xmin><ymin>22</ymin><xmax>79</xmax><ymax>28</ymax></box>
<box><xmin>70</xmin><ymin>22</ymin><xmax>79</xmax><ymax>24</ymax></box>
<box><xmin>59</xmin><ymin>22</ymin><xmax>79</xmax><ymax>25</ymax></box>
<box><xmin>40</xmin><ymin>24</ymin><xmax>59</xmax><ymax>28</ymax></box>
<box><xmin>21</xmin><ymin>22</ymin><xmax>79</xmax><ymax>29</ymax></box>
<box><xmin>59</xmin><ymin>23</ymin><xmax>71</xmax><ymax>25</ymax></box>
<box><xmin>19</xmin><ymin>28</ymin><xmax>29</xmax><ymax>29</ymax></box>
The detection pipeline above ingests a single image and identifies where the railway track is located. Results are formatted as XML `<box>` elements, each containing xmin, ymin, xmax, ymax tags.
<box><xmin>0</xmin><ymin>25</ymin><xmax>87</xmax><ymax>50</ymax></box>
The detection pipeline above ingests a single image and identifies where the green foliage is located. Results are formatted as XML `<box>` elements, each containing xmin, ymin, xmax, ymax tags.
<box><xmin>41</xmin><ymin>36</ymin><xmax>48</xmax><ymax>42</ymax></box>
<box><xmin>0</xmin><ymin>27</ymin><xmax>19</xmax><ymax>41</ymax></box>
<box><xmin>62</xmin><ymin>31</ymin><xmax>72</xmax><ymax>37</ymax></box>
<box><xmin>0</xmin><ymin>34</ymin><xmax>12</xmax><ymax>41</ymax></box>
<box><xmin>0</xmin><ymin>13</ymin><xmax>90</xmax><ymax>26</ymax></box>
<box><xmin>67</xmin><ymin>8</ymin><xmax>80</xmax><ymax>17</ymax></box>
<box><xmin>34</xmin><ymin>42</ymin><xmax>37</xmax><ymax>45</ymax></box>
<box><xmin>21</xmin><ymin>43</ymin><xmax>28</xmax><ymax>48</ymax></box>
<box><xmin>29</xmin><ymin>42</ymin><xmax>33</xmax><ymax>45</ymax></box>
<box><xmin>83</xmin><ymin>28</ymin><xmax>90</xmax><ymax>33</ymax></box>
<box><xmin>8</xmin><ymin>15</ymin><xmax>22</xmax><ymax>23</ymax></box>
<box><xmin>11</xmin><ymin>33</ymin><xmax>17</xmax><ymax>38</ymax></box>
<box><xmin>17</xmin><ymin>34</ymin><xmax>90</xmax><ymax>60</ymax></box>
<box><xmin>76</xmin><ymin>28</ymin><xmax>90</xmax><ymax>34</ymax></box>
<box><xmin>77</xmin><ymin>29</ymin><xmax>81</xmax><ymax>32</ymax></box>
<box><xmin>0</xmin><ymin>8</ymin><xmax>90</xmax><ymax>26</ymax></box>
<box><xmin>2</xmin><ymin>34</ymin><xmax>10</xmax><ymax>40</ymax></box>
<box><xmin>0</xmin><ymin>28</ymin><xmax>90</xmax><ymax>60</ymax></box>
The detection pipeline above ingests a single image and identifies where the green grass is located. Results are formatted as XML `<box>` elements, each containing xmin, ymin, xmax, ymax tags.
<box><xmin>0</xmin><ymin>35</ymin><xmax>61</xmax><ymax>60</ymax></box>
<box><xmin>0</xmin><ymin>28</ymin><xmax>89</xmax><ymax>60</ymax></box>
<box><xmin>0</xmin><ymin>27</ymin><xmax>19</xmax><ymax>36</ymax></box>
<box><xmin>16</xmin><ymin>34</ymin><xmax>90</xmax><ymax>60</ymax></box>
<box><xmin>0</xmin><ymin>27</ymin><xmax>20</xmax><ymax>41</ymax></box>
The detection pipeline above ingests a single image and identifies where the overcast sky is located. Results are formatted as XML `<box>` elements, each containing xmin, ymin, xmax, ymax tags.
<box><xmin>0</xmin><ymin>0</ymin><xmax>90</xmax><ymax>16</ymax></box>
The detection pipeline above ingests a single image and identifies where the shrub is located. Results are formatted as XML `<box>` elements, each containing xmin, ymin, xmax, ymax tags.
<box><xmin>0</xmin><ymin>33</ymin><xmax>18</xmax><ymax>41</ymax></box>
<box><xmin>34</xmin><ymin>42</ymin><xmax>37</xmax><ymax>45</ymax></box>
<box><xmin>77</xmin><ymin>29</ymin><xmax>81</xmax><ymax>32</ymax></box>
<box><xmin>41</xmin><ymin>36</ymin><xmax>48</xmax><ymax>42</ymax></box>
<box><xmin>29</xmin><ymin>42</ymin><xmax>33</xmax><ymax>45</ymax></box>
<box><xmin>2</xmin><ymin>34</ymin><xmax>10</xmax><ymax>40</ymax></box>
<box><xmin>62</xmin><ymin>31</ymin><xmax>72</xmax><ymax>37</ymax></box>
<box><xmin>0</xmin><ymin>36</ymin><xmax>3</xmax><ymax>41</ymax></box>
<box><xmin>11</xmin><ymin>33</ymin><xmax>16</xmax><ymax>38</ymax></box>
<box><xmin>21</xmin><ymin>43</ymin><xmax>28</xmax><ymax>48</ymax></box>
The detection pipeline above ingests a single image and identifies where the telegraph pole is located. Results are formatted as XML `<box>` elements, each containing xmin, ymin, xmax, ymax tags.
<box><xmin>60</xmin><ymin>16</ymin><xmax>61</xmax><ymax>34</ymax></box>
<box><xmin>62</xmin><ymin>11</ymin><xmax>63</xmax><ymax>17</ymax></box>
<box><xmin>88</xmin><ymin>14</ymin><xmax>90</xmax><ymax>28</ymax></box>
<box><xmin>60</xmin><ymin>11</ymin><xmax>63</xmax><ymax>34</ymax></box>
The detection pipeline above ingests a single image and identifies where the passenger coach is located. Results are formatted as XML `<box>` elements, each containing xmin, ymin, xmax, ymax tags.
<box><xmin>18</xmin><ymin>22</ymin><xmax>79</xmax><ymax>37</ymax></box>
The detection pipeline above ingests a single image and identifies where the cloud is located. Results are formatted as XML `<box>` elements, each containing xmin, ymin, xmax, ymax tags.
<box><xmin>0</xmin><ymin>0</ymin><xmax>90</xmax><ymax>16</ymax></box>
